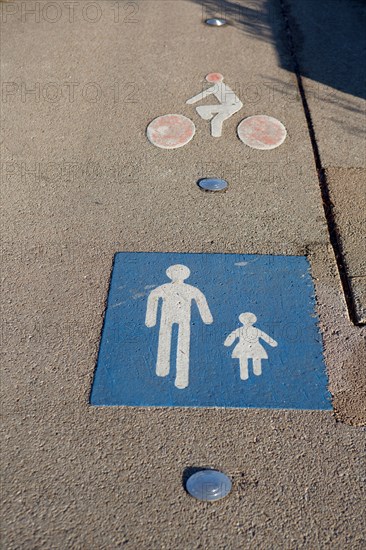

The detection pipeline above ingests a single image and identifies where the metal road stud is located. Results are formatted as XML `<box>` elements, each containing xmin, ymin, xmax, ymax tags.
<box><xmin>186</xmin><ymin>470</ymin><xmax>232</xmax><ymax>501</ymax></box>
<box><xmin>205</xmin><ymin>18</ymin><xmax>227</xmax><ymax>26</ymax></box>
<box><xmin>197</xmin><ymin>178</ymin><xmax>228</xmax><ymax>192</ymax></box>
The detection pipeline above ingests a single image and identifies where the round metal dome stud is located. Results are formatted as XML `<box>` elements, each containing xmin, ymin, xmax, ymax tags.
<box><xmin>185</xmin><ymin>469</ymin><xmax>232</xmax><ymax>502</ymax></box>
<box><xmin>197</xmin><ymin>178</ymin><xmax>228</xmax><ymax>192</ymax></box>
<box><xmin>205</xmin><ymin>18</ymin><xmax>228</xmax><ymax>27</ymax></box>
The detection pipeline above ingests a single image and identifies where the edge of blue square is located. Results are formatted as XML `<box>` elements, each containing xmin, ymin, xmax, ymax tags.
<box><xmin>90</xmin><ymin>252</ymin><xmax>332</xmax><ymax>410</ymax></box>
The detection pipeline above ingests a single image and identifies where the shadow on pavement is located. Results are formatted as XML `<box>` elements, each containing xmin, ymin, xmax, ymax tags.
<box><xmin>192</xmin><ymin>0</ymin><xmax>366</xmax><ymax>325</ymax></box>
<box><xmin>194</xmin><ymin>0</ymin><xmax>366</xmax><ymax>101</ymax></box>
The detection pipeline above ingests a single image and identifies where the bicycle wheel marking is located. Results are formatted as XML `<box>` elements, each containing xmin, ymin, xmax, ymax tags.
<box><xmin>147</xmin><ymin>114</ymin><xmax>195</xmax><ymax>149</ymax></box>
<box><xmin>237</xmin><ymin>115</ymin><xmax>287</xmax><ymax>150</ymax></box>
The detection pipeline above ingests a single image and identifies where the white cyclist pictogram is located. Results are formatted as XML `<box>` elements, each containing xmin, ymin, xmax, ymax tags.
<box><xmin>186</xmin><ymin>72</ymin><xmax>243</xmax><ymax>137</ymax></box>
<box><xmin>146</xmin><ymin>73</ymin><xmax>287</xmax><ymax>149</ymax></box>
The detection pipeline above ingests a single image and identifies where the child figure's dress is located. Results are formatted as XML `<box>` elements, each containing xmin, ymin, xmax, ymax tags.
<box><xmin>231</xmin><ymin>326</ymin><xmax>269</xmax><ymax>361</ymax></box>
<box><xmin>224</xmin><ymin>313</ymin><xmax>278</xmax><ymax>380</ymax></box>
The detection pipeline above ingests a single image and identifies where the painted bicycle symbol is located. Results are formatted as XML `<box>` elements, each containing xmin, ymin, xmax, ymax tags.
<box><xmin>146</xmin><ymin>73</ymin><xmax>287</xmax><ymax>151</ymax></box>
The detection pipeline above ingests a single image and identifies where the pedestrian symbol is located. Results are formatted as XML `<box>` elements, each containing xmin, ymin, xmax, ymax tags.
<box><xmin>145</xmin><ymin>264</ymin><xmax>213</xmax><ymax>389</ymax></box>
<box><xmin>90</xmin><ymin>252</ymin><xmax>331</xmax><ymax>410</ymax></box>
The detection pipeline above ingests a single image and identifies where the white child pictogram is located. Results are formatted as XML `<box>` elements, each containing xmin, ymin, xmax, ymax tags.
<box><xmin>224</xmin><ymin>312</ymin><xmax>278</xmax><ymax>380</ymax></box>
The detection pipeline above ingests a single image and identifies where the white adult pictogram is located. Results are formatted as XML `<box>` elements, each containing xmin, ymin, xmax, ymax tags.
<box><xmin>224</xmin><ymin>313</ymin><xmax>278</xmax><ymax>380</ymax></box>
<box><xmin>186</xmin><ymin>73</ymin><xmax>243</xmax><ymax>137</ymax></box>
<box><xmin>145</xmin><ymin>265</ymin><xmax>213</xmax><ymax>389</ymax></box>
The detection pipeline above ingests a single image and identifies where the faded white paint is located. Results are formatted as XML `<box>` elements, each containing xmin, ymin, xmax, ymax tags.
<box><xmin>186</xmin><ymin>73</ymin><xmax>243</xmax><ymax>137</ymax></box>
<box><xmin>145</xmin><ymin>265</ymin><xmax>213</xmax><ymax>389</ymax></box>
<box><xmin>146</xmin><ymin>114</ymin><xmax>196</xmax><ymax>149</ymax></box>
<box><xmin>237</xmin><ymin>115</ymin><xmax>287</xmax><ymax>150</ymax></box>
<box><xmin>224</xmin><ymin>312</ymin><xmax>278</xmax><ymax>380</ymax></box>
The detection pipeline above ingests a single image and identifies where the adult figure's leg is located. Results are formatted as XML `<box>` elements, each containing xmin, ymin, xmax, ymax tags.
<box><xmin>156</xmin><ymin>317</ymin><xmax>173</xmax><ymax>377</ymax></box>
<box><xmin>175</xmin><ymin>321</ymin><xmax>191</xmax><ymax>389</ymax></box>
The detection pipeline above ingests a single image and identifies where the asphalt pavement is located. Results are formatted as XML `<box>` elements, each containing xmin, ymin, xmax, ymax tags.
<box><xmin>1</xmin><ymin>0</ymin><xmax>365</xmax><ymax>548</ymax></box>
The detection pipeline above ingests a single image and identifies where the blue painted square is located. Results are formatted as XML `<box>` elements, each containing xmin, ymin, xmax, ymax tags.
<box><xmin>90</xmin><ymin>252</ymin><xmax>332</xmax><ymax>410</ymax></box>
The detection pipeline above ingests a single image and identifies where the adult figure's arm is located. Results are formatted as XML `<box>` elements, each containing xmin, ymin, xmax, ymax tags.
<box><xmin>145</xmin><ymin>289</ymin><xmax>161</xmax><ymax>327</ymax></box>
<box><xmin>194</xmin><ymin>290</ymin><xmax>213</xmax><ymax>324</ymax></box>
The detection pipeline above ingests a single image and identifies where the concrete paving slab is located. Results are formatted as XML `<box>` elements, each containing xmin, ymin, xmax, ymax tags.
<box><xmin>1</xmin><ymin>0</ymin><xmax>329</xmax><ymax>252</ymax></box>
<box><xmin>325</xmin><ymin>168</ymin><xmax>366</xmax><ymax>324</ymax></box>
<box><xmin>282</xmin><ymin>0</ymin><xmax>366</xmax><ymax>324</ymax></box>
<box><xmin>282</xmin><ymin>0</ymin><xmax>366</xmax><ymax>168</ymax></box>
<box><xmin>309</xmin><ymin>245</ymin><xmax>366</xmax><ymax>426</ymax></box>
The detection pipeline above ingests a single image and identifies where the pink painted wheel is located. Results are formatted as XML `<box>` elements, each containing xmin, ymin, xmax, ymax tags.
<box><xmin>147</xmin><ymin>114</ymin><xmax>196</xmax><ymax>150</ymax></box>
<box><xmin>237</xmin><ymin>115</ymin><xmax>287</xmax><ymax>150</ymax></box>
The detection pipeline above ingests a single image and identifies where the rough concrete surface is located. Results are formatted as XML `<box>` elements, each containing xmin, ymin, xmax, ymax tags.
<box><xmin>325</xmin><ymin>168</ymin><xmax>366</xmax><ymax>323</ymax></box>
<box><xmin>285</xmin><ymin>0</ymin><xmax>366</xmax><ymax>168</ymax></box>
<box><xmin>285</xmin><ymin>0</ymin><xmax>366</xmax><ymax>325</ymax></box>
<box><xmin>1</xmin><ymin>0</ymin><xmax>365</xmax><ymax>548</ymax></box>
<box><xmin>310</xmin><ymin>245</ymin><xmax>366</xmax><ymax>426</ymax></box>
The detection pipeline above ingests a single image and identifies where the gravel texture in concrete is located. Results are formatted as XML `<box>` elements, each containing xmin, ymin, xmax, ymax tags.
<box><xmin>1</xmin><ymin>1</ymin><xmax>365</xmax><ymax>547</ymax></box>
